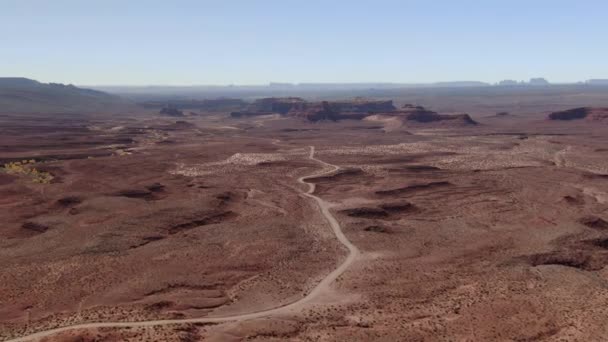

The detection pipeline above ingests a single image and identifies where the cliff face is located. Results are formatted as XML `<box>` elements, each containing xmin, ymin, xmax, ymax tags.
<box><xmin>548</xmin><ymin>107</ymin><xmax>608</xmax><ymax>121</ymax></box>
<box><xmin>233</xmin><ymin>98</ymin><xmax>396</xmax><ymax>121</ymax></box>
<box><xmin>290</xmin><ymin>101</ymin><xmax>339</xmax><ymax>122</ymax></box>
<box><xmin>288</xmin><ymin>100</ymin><xmax>394</xmax><ymax>122</ymax></box>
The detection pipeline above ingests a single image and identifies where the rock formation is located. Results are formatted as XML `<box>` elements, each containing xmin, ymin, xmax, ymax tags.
<box><xmin>372</xmin><ymin>105</ymin><xmax>478</xmax><ymax>126</ymax></box>
<box><xmin>232</xmin><ymin>98</ymin><xmax>395</xmax><ymax>122</ymax></box>
<box><xmin>290</xmin><ymin>101</ymin><xmax>340</xmax><ymax>122</ymax></box>
<box><xmin>548</xmin><ymin>107</ymin><xmax>608</xmax><ymax>121</ymax></box>
<box><xmin>248</xmin><ymin>97</ymin><xmax>307</xmax><ymax>114</ymax></box>
<box><xmin>329</xmin><ymin>99</ymin><xmax>396</xmax><ymax>113</ymax></box>
<box><xmin>230</xmin><ymin>111</ymin><xmax>276</xmax><ymax>118</ymax></box>
<box><xmin>230</xmin><ymin>98</ymin><xmax>476</xmax><ymax>125</ymax></box>
<box><xmin>160</xmin><ymin>106</ymin><xmax>184</xmax><ymax>117</ymax></box>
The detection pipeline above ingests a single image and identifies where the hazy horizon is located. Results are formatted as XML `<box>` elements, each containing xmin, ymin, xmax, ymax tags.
<box><xmin>3</xmin><ymin>0</ymin><xmax>608</xmax><ymax>85</ymax></box>
<box><xmin>2</xmin><ymin>77</ymin><xmax>606</xmax><ymax>88</ymax></box>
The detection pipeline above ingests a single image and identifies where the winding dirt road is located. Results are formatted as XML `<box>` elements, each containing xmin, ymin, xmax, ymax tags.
<box><xmin>5</xmin><ymin>146</ymin><xmax>360</xmax><ymax>342</ymax></box>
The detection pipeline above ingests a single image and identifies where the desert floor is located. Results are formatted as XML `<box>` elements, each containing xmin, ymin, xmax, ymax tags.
<box><xmin>2</xmin><ymin>110</ymin><xmax>608</xmax><ymax>341</ymax></box>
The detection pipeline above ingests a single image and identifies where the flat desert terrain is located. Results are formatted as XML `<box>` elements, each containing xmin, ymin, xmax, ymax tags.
<box><xmin>2</xmin><ymin>106</ymin><xmax>608</xmax><ymax>341</ymax></box>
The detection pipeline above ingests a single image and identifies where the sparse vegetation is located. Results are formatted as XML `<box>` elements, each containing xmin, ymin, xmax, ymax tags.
<box><xmin>114</xmin><ymin>149</ymin><xmax>131</xmax><ymax>156</ymax></box>
<box><xmin>2</xmin><ymin>160</ymin><xmax>54</xmax><ymax>184</ymax></box>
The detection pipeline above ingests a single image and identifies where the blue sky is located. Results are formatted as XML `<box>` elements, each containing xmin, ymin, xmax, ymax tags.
<box><xmin>1</xmin><ymin>0</ymin><xmax>606</xmax><ymax>85</ymax></box>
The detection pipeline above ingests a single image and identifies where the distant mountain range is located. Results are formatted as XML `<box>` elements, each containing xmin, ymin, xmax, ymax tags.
<box><xmin>90</xmin><ymin>81</ymin><xmax>493</xmax><ymax>95</ymax></box>
<box><xmin>85</xmin><ymin>81</ymin><xmax>520</xmax><ymax>100</ymax></box>
<box><xmin>88</xmin><ymin>79</ymin><xmax>608</xmax><ymax>99</ymax></box>
<box><xmin>0</xmin><ymin>78</ymin><xmax>129</xmax><ymax>114</ymax></box>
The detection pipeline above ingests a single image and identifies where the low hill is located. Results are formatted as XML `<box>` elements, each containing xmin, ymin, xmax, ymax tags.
<box><xmin>0</xmin><ymin>78</ymin><xmax>129</xmax><ymax>114</ymax></box>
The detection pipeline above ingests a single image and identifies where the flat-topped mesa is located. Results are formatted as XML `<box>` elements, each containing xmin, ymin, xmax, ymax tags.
<box><xmin>230</xmin><ymin>98</ymin><xmax>475</xmax><ymax>124</ymax></box>
<box><xmin>375</xmin><ymin>105</ymin><xmax>478</xmax><ymax>125</ymax></box>
<box><xmin>142</xmin><ymin>98</ymin><xmax>246</xmax><ymax>111</ymax></box>
<box><xmin>329</xmin><ymin>99</ymin><xmax>396</xmax><ymax>113</ymax></box>
<box><xmin>231</xmin><ymin>98</ymin><xmax>397</xmax><ymax>121</ymax></box>
<box><xmin>290</xmin><ymin>99</ymin><xmax>396</xmax><ymax>122</ymax></box>
<box><xmin>548</xmin><ymin>107</ymin><xmax>608</xmax><ymax>121</ymax></box>
<box><xmin>231</xmin><ymin>97</ymin><xmax>307</xmax><ymax>118</ymax></box>
<box><xmin>289</xmin><ymin>100</ymin><xmax>387</xmax><ymax>122</ymax></box>
<box><xmin>159</xmin><ymin>106</ymin><xmax>184</xmax><ymax>117</ymax></box>
<box><xmin>250</xmin><ymin>97</ymin><xmax>307</xmax><ymax>114</ymax></box>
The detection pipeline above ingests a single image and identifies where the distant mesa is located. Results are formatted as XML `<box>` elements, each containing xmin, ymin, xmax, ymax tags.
<box><xmin>373</xmin><ymin>104</ymin><xmax>478</xmax><ymax>126</ymax></box>
<box><xmin>142</xmin><ymin>98</ymin><xmax>247</xmax><ymax>111</ymax></box>
<box><xmin>548</xmin><ymin>108</ymin><xmax>588</xmax><ymax>121</ymax></box>
<box><xmin>357</xmin><ymin>104</ymin><xmax>477</xmax><ymax>126</ymax></box>
<box><xmin>497</xmin><ymin>78</ymin><xmax>550</xmax><ymax>86</ymax></box>
<box><xmin>498</xmin><ymin>80</ymin><xmax>519</xmax><ymax>86</ymax></box>
<box><xmin>330</xmin><ymin>98</ymin><xmax>396</xmax><ymax>113</ymax></box>
<box><xmin>548</xmin><ymin>107</ymin><xmax>608</xmax><ymax>122</ymax></box>
<box><xmin>528</xmin><ymin>77</ymin><xmax>550</xmax><ymax>86</ymax></box>
<box><xmin>230</xmin><ymin>97</ymin><xmax>477</xmax><ymax>125</ymax></box>
<box><xmin>230</xmin><ymin>97</ymin><xmax>305</xmax><ymax>118</ymax></box>
<box><xmin>231</xmin><ymin>97</ymin><xmax>393</xmax><ymax>122</ymax></box>
<box><xmin>159</xmin><ymin>105</ymin><xmax>184</xmax><ymax>117</ymax></box>
<box><xmin>587</xmin><ymin>79</ymin><xmax>608</xmax><ymax>85</ymax></box>
<box><xmin>249</xmin><ymin>97</ymin><xmax>307</xmax><ymax>114</ymax></box>
<box><xmin>289</xmin><ymin>98</ymin><xmax>396</xmax><ymax>122</ymax></box>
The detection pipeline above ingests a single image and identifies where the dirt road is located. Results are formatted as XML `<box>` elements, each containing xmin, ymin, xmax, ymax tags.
<box><xmin>4</xmin><ymin>146</ymin><xmax>360</xmax><ymax>342</ymax></box>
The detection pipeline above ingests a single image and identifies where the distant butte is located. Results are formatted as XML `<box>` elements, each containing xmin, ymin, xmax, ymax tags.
<box><xmin>375</xmin><ymin>104</ymin><xmax>478</xmax><ymax>126</ymax></box>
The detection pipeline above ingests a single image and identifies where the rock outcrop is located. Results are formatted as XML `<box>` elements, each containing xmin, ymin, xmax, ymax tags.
<box><xmin>159</xmin><ymin>106</ymin><xmax>184</xmax><ymax>117</ymax></box>
<box><xmin>372</xmin><ymin>105</ymin><xmax>477</xmax><ymax>126</ymax></box>
<box><xmin>548</xmin><ymin>107</ymin><xmax>608</xmax><ymax>121</ymax></box>
<box><xmin>230</xmin><ymin>111</ymin><xmax>276</xmax><ymax>118</ymax></box>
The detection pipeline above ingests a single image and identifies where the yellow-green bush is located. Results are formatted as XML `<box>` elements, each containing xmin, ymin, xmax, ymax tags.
<box><xmin>2</xmin><ymin>160</ymin><xmax>54</xmax><ymax>184</ymax></box>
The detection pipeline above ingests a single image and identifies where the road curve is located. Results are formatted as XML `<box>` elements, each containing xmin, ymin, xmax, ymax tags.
<box><xmin>4</xmin><ymin>146</ymin><xmax>360</xmax><ymax>342</ymax></box>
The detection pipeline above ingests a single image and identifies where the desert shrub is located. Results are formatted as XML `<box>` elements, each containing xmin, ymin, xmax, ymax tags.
<box><xmin>2</xmin><ymin>160</ymin><xmax>54</xmax><ymax>184</ymax></box>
